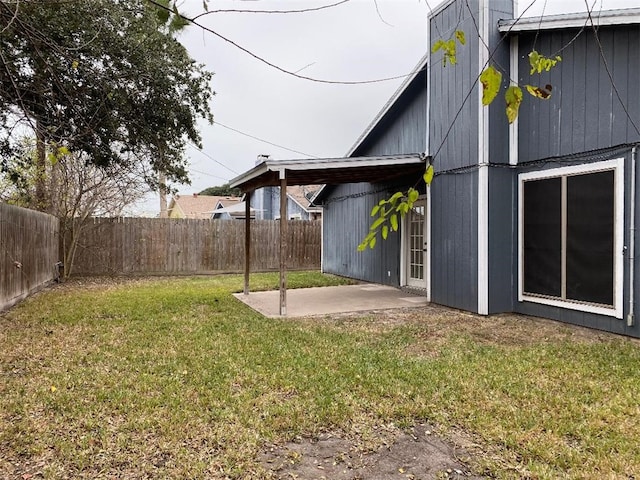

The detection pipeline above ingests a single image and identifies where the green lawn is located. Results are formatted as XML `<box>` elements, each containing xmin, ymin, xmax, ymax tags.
<box><xmin>1</xmin><ymin>273</ymin><xmax>639</xmax><ymax>479</ymax></box>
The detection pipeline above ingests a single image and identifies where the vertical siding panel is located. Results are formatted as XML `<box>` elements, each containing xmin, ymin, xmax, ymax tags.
<box><xmin>584</xmin><ymin>31</ymin><xmax>601</xmax><ymax>152</ymax></box>
<box><xmin>536</xmin><ymin>34</ymin><xmax>552</xmax><ymax>160</ymax></box>
<box><xmin>518</xmin><ymin>36</ymin><xmax>532</xmax><ymax>163</ymax></box>
<box><xmin>550</xmin><ymin>31</ymin><xmax>563</xmax><ymax>156</ymax></box>
<box><xmin>627</xmin><ymin>26</ymin><xmax>640</xmax><ymax>141</ymax></box>
<box><xmin>571</xmin><ymin>32</ymin><xmax>587</xmax><ymax>154</ymax></box>
<box><xmin>611</xmin><ymin>27</ymin><xmax>629</xmax><ymax>146</ymax></box>
<box><xmin>597</xmin><ymin>29</ymin><xmax>614</xmax><ymax>149</ymax></box>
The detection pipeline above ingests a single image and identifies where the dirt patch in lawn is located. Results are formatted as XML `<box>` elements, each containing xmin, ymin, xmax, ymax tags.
<box><xmin>260</xmin><ymin>423</ymin><xmax>483</xmax><ymax>480</ymax></box>
<box><xmin>273</xmin><ymin>304</ymin><xmax>636</xmax><ymax>479</ymax></box>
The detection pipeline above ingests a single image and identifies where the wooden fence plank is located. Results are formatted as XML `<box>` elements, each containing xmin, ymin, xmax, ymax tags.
<box><xmin>67</xmin><ymin>218</ymin><xmax>320</xmax><ymax>276</ymax></box>
<box><xmin>1</xmin><ymin>203</ymin><xmax>59</xmax><ymax>311</ymax></box>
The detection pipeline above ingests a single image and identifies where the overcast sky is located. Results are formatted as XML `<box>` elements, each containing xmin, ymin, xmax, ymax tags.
<box><xmin>132</xmin><ymin>0</ymin><xmax>637</xmax><ymax>215</ymax></box>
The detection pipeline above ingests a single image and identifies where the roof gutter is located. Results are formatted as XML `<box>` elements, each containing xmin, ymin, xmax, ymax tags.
<box><xmin>498</xmin><ymin>7</ymin><xmax>640</xmax><ymax>33</ymax></box>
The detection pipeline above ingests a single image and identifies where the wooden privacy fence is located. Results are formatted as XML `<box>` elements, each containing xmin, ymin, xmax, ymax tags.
<box><xmin>1</xmin><ymin>203</ymin><xmax>60</xmax><ymax>311</ymax></box>
<box><xmin>70</xmin><ymin>217</ymin><xmax>321</xmax><ymax>276</ymax></box>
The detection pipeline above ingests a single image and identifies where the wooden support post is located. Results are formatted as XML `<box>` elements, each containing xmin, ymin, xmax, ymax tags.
<box><xmin>279</xmin><ymin>174</ymin><xmax>287</xmax><ymax>316</ymax></box>
<box><xmin>243</xmin><ymin>191</ymin><xmax>251</xmax><ymax>295</ymax></box>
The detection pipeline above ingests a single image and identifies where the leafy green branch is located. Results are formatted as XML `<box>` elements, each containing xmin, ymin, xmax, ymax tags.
<box><xmin>480</xmin><ymin>50</ymin><xmax>561</xmax><ymax>123</ymax></box>
<box><xmin>431</xmin><ymin>30</ymin><xmax>466</xmax><ymax>66</ymax></box>
<box><xmin>359</xmin><ymin>36</ymin><xmax>562</xmax><ymax>251</ymax></box>
<box><xmin>358</xmin><ymin>164</ymin><xmax>434</xmax><ymax>251</ymax></box>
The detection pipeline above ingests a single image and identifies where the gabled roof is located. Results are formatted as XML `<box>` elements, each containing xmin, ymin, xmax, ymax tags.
<box><xmin>498</xmin><ymin>7</ymin><xmax>640</xmax><ymax>33</ymax></box>
<box><xmin>211</xmin><ymin>201</ymin><xmax>255</xmax><ymax>219</ymax></box>
<box><xmin>168</xmin><ymin>194</ymin><xmax>241</xmax><ymax>219</ymax></box>
<box><xmin>230</xmin><ymin>154</ymin><xmax>427</xmax><ymax>192</ymax></box>
<box><xmin>213</xmin><ymin>197</ymin><xmax>243</xmax><ymax>211</ymax></box>
<box><xmin>286</xmin><ymin>185</ymin><xmax>323</xmax><ymax>212</ymax></box>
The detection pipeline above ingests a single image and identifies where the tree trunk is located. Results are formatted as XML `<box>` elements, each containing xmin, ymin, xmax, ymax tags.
<box><xmin>159</xmin><ymin>171</ymin><xmax>168</xmax><ymax>218</ymax></box>
<box><xmin>34</xmin><ymin>122</ymin><xmax>48</xmax><ymax>212</ymax></box>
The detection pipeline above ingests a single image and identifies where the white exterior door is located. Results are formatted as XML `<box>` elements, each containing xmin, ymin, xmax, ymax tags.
<box><xmin>405</xmin><ymin>199</ymin><xmax>428</xmax><ymax>289</ymax></box>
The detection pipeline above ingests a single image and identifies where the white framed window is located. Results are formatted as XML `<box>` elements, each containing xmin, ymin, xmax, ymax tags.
<box><xmin>518</xmin><ymin>159</ymin><xmax>624</xmax><ymax>318</ymax></box>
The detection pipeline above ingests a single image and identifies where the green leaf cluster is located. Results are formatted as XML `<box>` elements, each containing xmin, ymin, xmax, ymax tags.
<box><xmin>529</xmin><ymin>50</ymin><xmax>562</xmax><ymax>74</ymax></box>
<box><xmin>358</xmin><ymin>165</ymin><xmax>434</xmax><ymax>251</ymax></box>
<box><xmin>478</xmin><ymin>50</ymin><xmax>561</xmax><ymax>124</ymax></box>
<box><xmin>431</xmin><ymin>30</ymin><xmax>466</xmax><ymax>67</ymax></box>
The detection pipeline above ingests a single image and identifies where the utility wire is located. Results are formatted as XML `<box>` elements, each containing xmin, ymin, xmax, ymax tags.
<box><xmin>214</xmin><ymin>121</ymin><xmax>319</xmax><ymax>158</ymax></box>
<box><xmin>583</xmin><ymin>0</ymin><xmax>640</xmax><ymax>137</ymax></box>
<box><xmin>187</xmin><ymin>141</ymin><xmax>240</xmax><ymax>175</ymax></box>
<box><xmin>146</xmin><ymin>0</ymin><xmax>427</xmax><ymax>86</ymax></box>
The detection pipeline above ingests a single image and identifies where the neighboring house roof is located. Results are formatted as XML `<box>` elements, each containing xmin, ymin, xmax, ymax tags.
<box><xmin>498</xmin><ymin>7</ymin><xmax>640</xmax><ymax>32</ymax></box>
<box><xmin>168</xmin><ymin>194</ymin><xmax>241</xmax><ymax>219</ymax></box>
<box><xmin>211</xmin><ymin>200</ymin><xmax>255</xmax><ymax>219</ymax></box>
<box><xmin>215</xmin><ymin>197</ymin><xmax>242</xmax><ymax>210</ymax></box>
<box><xmin>286</xmin><ymin>185</ymin><xmax>323</xmax><ymax>213</ymax></box>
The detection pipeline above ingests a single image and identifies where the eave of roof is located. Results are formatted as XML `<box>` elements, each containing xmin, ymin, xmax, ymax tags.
<box><xmin>230</xmin><ymin>154</ymin><xmax>427</xmax><ymax>192</ymax></box>
<box><xmin>498</xmin><ymin>7</ymin><xmax>640</xmax><ymax>33</ymax></box>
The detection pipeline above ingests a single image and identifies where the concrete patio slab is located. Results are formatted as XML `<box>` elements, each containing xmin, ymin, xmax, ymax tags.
<box><xmin>233</xmin><ymin>283</ymin><xmax>428</xmax><ymax>318</ymax></box>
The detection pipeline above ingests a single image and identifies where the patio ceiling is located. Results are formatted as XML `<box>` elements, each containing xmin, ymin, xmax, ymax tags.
<box><xmin>229</xmin><ymin>153</ymin><xmax>427</xmax><ymax>192</ymax></box>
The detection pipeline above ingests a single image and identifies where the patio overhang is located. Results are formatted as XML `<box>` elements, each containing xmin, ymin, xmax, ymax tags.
<box><xmin>229</xmin><ymin>153</ymin><xmax>428</xmax><ymax>192</ymax></box>
<box><xmin>229</xmin><ymin>153</ymin><xmax>428</xmax><ymax>317</ymax></box>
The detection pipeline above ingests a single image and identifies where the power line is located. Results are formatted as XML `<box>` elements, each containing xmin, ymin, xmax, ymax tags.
<box><xmin>187</xmin><ymin>141</ymin><xmax>240</xmax><ymax>175</ymax></box>
<box><xmin>584</xmin><ymin>0</ymin><xmax>640</xmax><ymax>137</ymax></box>
<box><xmin>146</xmin><ymin>0</ymin><xmax>427</xmax><ymax>86</ymax></box>
<box><xmin>189</xmin><ymin>167</ymin><xmax>230</xmax><ymax>182</ymax></box>
<box><xmin>214</xmin><ymin>121</ymin><xmax>319</xmax><ymax>158</ymax></box>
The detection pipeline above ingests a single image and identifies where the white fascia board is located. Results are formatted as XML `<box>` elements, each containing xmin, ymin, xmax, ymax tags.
<box><xmin>229</xmin><ymin>162</ymin><xmax>270</xmax><ymax>189</ymax></box>
<box><xmin>346</xmin><ymin>54</ymin><xmax>429</xmax><ymax>157</ymax></box>
<box><xmin>429</xmin><ymin>0</ymin><xmax>458</xmax><ymax>19</ymax></box>
<box><xmin>308</xmin><ymin>185</ymin><xmax>327</xmax><ymax>206</ymax></box>
<box><xmin>499</xmin><ymin>8</ymin><xmax>640</xmax><ymax>33</ymax></box>
<box><xmin>277</xmin><ymin>154</ymin><xmax>423</xmax><ymax>171</ymax></box>
<box><xmin>231</xmin><ymin>154</ymin><xmax>425</xmax><ymax>190</ymax></box>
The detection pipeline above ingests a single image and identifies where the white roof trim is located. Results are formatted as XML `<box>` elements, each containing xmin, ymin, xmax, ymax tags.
<box><xmin>499</xmin><ymin>7</ymin><xmax>640</xmax><ymax>32</ymax></box>
<box><xmin>209</xmin><ymin>202</ymin><xmax>254</xmax><ymax>215</ymax></box>
<box><xmin>309</xmin><ymin>185</ymin><xmax>326</xmax><ymax>206</ymax></box>
<box><xmin>346</xmin><ymin>53</ymin><xmax>428</xmax><ymax>157</ymax></box>
<box><xmin>230</xmin><ymin>153</ymin><xmax>424</xmax><ymax>188</ymax></box>
<box><xmin>286</xmin><ymin>192</ymin><xmax>322</xmax><ymax>213</ymax></box>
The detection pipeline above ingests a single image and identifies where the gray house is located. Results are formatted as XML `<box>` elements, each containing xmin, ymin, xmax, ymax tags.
<box><xmin>251</xmin><ymin>185</ymin><xmax>322</xmax><ymax>221</ymax></box>
<box><xmin>231</xmin><ymin>0</ymin><xmax>640</xmax><ymax>337</ymax></box>
<box><xmin>316</xmin><ymin>0</ymin><xmax>640</xmax><ymax>338</ymax></box>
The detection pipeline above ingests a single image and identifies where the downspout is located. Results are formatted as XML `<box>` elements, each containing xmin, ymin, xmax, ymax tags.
<box><xmin>627</xmin><ymin>146</ymin><xmax>637</xmax><ymax>327</ymax></box>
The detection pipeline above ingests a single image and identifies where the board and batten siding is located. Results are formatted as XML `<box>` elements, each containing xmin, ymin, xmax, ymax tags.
<box><xmin>429</xmin><ymin>0</ymin><xmax>480</xmax><ymax>172</ymax></box>
<box><xmin>429</xmin><ymin>171</ymin><xmax>479</xmax><ymax>312</ymax></box>
<box><xmin>488</xmin><ymin>167</ymin><xmax>516</xmax><ymax>313</ymax></box>
<box><xmin>429</xmin><ymin>0</ymin><xmax>482</xmax><ymax>312</ymax></box>
<box><xmin>351</xmin><ymin>70</ymin><xmax>427</xmax><ymax>157</ymax></box>
<box><xmin>322</xmin><ymin>63</ymin><xmax>428</xmax><ymax>285</ymax></box>
<box><xmin>251</xmin><ymin>187</ymin><xmax>311</xmax><ymax>220</ymax></box>
<box><xmin>517</xmin><ymin>25</ymin><xmax>640</xmax><ymax>163</ymax></box>
<box><xmin>321</xmin><ymin>182</ymin><xmax>401</xmax><ymax>285</ymax></box>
